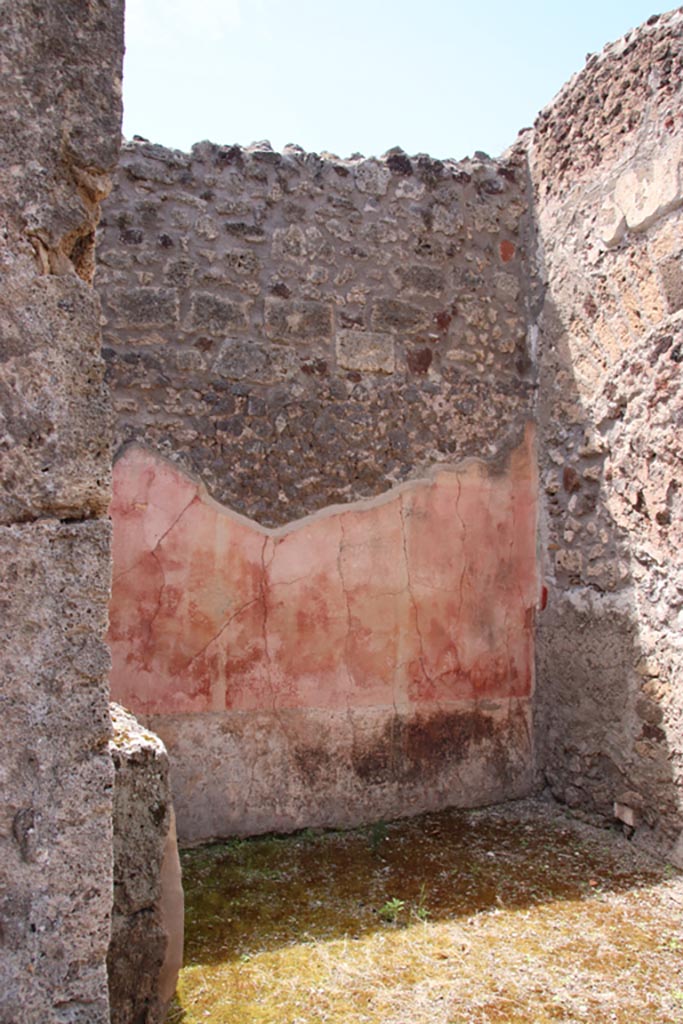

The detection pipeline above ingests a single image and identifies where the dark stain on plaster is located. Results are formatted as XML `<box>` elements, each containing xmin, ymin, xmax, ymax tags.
<box><xmin>351</xmin><ymin>709</ymin><xmax>502</xmax><ymax>786</ymax></box>
<box><xmin>293</xmin><ymin>745</ymin><xmax>335</xmax><ymax>786</ymax></box>
<box><xmin>401</xmin><ymin>710</ymin><xmax>497</xmax><ymax>777</ymax></box>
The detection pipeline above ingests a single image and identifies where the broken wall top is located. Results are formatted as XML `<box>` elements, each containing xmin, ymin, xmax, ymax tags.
<box><xmin>98</xmin><ymin>139</ymin><xmax>536</xmax><ymax>527</ymax></box>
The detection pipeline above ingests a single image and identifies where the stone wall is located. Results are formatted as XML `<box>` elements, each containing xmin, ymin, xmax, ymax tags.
<box><xmin>531</xmin><ymin>9</ymin><xmax>683</xmax><ymax>861</ymax></box>
<box><xmin>0</xmin><ymin>1</ymin><xmax>124</xmax><ymax>1021</ymax></box>
<box><xmin>97</xmin><ymin>141</ymin><xmax>535</xmax><ymax>526</ymax></box>
<box><xmin>98</xmin><ymin>141</ymin><xmax>541</xmax><ymax>841</ymax></box>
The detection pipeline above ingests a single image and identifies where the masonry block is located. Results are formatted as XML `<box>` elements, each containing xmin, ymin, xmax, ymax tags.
<box><xmin>336</xmin><ymin>329</ymin><xmax>395</xmax><ymax>373</ymax></box>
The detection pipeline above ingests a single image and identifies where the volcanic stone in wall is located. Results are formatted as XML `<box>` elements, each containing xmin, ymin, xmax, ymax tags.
<box><xmin>533</xmin><ymin>11</ymin><xmax>683</xmax><ymax>202</ymax></box>
<box><xmin>98</xmin><ymin>140</ymin><xmax>535</xmax><ymax>527</ymax></box>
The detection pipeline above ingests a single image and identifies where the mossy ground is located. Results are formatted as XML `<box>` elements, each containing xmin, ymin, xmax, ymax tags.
<box><xmin>168</xmin><ymin>799</ymin><xmax>683</xmax><ymax>1024</ymax></box>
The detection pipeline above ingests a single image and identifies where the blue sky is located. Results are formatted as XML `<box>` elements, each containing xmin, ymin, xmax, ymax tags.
<box><xmin>123</xmin><ymin>1</ymin><xmax>665</xmax><ymax>159</ymax></box>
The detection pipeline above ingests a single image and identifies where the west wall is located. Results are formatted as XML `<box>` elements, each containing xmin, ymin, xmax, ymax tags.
<box><xmin>0</xmin><ymin>1</ymin><xmax>124</xmax><ymax>1020</ymax></box>
<box><xmin>531</xmin><ymin>9</ymin><xmax>683</xmax><ymax>860</ymax></box>
<box><xmin>98</xmin><ymin>144</ymin><xmax>540</xmax><ymax>841</ymax></box>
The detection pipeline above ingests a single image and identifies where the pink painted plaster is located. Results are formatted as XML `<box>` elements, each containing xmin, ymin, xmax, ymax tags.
<box><xmin>108</xmin><ymin>431</ymin><xmax>538</xmax><ymax>719</ymax></box>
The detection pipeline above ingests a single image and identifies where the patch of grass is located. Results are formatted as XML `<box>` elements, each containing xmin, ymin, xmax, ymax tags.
<box><xmin>174</xmin><ymin>799</ymin><xmax>683</xmax><ymax>1024</ymax></box>
<box><xmin>378</xmin><ymin>897</ymin><xmax>405</xmax><ymax>923</ymax></box>
<box><xmin>413</xmin><ymin>883</ymin><xmax>430</xmax><ymax>922</ymax></box>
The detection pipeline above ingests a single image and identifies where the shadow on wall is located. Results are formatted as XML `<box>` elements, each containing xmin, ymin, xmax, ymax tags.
<box><xmin>535</xmin><ymin>295</ymin><xmax>682</xmax><ymax>863</ymax></box>
<box><xmin>529</xmin><ymin>15</ymin><xmax>683</xmax><ymax>863</ymax></box>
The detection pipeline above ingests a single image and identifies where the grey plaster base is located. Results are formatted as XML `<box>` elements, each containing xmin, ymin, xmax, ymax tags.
<box><xmin>144</xmin><ymin>698</ymin><xmax>533</xmax><ymax>844</ymax></box>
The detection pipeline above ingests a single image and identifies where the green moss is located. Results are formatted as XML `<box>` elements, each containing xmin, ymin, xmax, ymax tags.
<box><xmin>171</xmin><ymin>804</ymin><xmax>683</xmax><ymax>1024</ymax></box>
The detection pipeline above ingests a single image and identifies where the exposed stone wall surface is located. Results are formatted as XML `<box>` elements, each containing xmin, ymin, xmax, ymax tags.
<box><xmin>97</xmin><ymin>140</ymin><xmax>536</xmax><ymax>526</ymax></box>
<box><xmin>108</xmin><ymin>704</ymin><xmax>184</xmax><ymax>1024</ymax></box>
<box><xmin>530</xmin><ymin>9</ymin><xmax>683</xmax><ymax>861</ymax></box>
<box><xmin>0</xmin><ymin>1</ymin><xmax>124</xmax><ymax>526</ymax></box>
<box><xmin>0</xmin><ymin>1</ymin><xmax>124</xmax><ymax>1021</ymax></box>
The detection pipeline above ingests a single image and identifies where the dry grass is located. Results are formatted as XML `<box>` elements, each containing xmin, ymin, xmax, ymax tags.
<box><xmin>168</xmin><ymin>799</ymin><xmax>683</xmax><ymax>1024</ymax></box>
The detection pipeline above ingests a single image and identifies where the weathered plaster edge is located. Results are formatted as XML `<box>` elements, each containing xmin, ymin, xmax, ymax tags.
<box><xmin>113</xmin><ymin>421</ymin><xmax>537</xmax><ymax>540</ymax></box>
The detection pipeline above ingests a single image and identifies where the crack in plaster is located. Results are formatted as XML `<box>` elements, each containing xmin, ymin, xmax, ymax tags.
<box><xmin>268</xmin><ymin>573</ymin><xmax>317</xmax><ymax>589</ymax></box>
<box><xmin>182</xmin><ymin>597</ymin><xmax>262</xmax><ymax>671</ymax></box>
<box><xmin>150</xmin><ymin>493</ymin><xmax>199</xmax><ymax>553</ymax></box>
<box><xmin>399</xmin><ymin>493</ymin><xmax>431</xmax><ymax>692</ymax></box>
<box><xmin>337</xmin><ymin>515</ymin><xmax>357</xmax><ymax>700</ymax></box>
<box><xmin>112</xmin><ymin>492</ymin><xmax>198</xmax><ymax>583</ymax></box>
